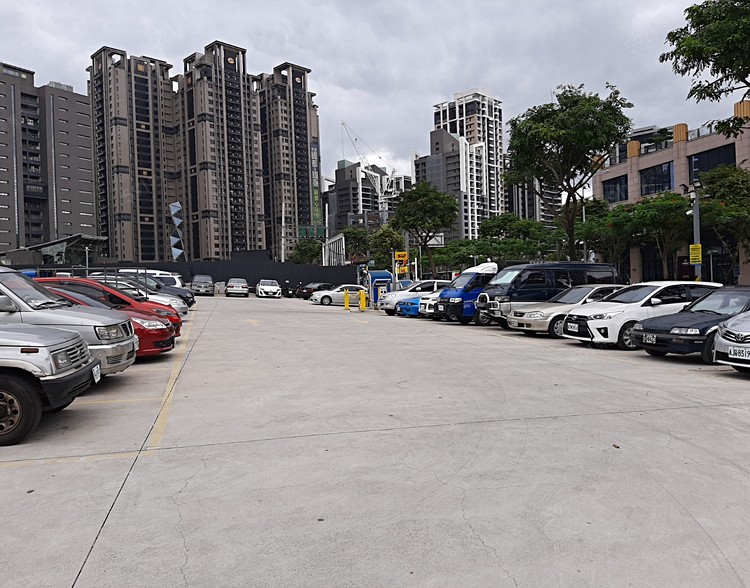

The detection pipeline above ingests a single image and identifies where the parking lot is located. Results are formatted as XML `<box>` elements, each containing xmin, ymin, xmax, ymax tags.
<box><xmin>4</xmin><ymin>296</ymin><xmax>750</xmax><ymax>587</ymax></box>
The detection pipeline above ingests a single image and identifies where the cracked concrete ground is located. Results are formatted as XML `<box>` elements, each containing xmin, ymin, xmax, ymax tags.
<box><xmin>3</xmin><ymin>297</ymin><xmax>750</xmax><ymax>587</ymax></box>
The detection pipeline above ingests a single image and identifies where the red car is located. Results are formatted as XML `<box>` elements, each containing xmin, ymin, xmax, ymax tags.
<box><xmin>46</xmin><ymin>286</ymin><xmax>176</xmax><ymax>357</ymax></box>
<box><xmin>35</xmin><ymin>277</ymin><xmax>182</xmax><ymax>336</ymax></box>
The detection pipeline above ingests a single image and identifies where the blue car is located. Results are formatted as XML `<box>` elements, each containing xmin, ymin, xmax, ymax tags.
<box><xmin>395</xmin><ymin>296</ymin><xmax>421</xmax><ymax>317</ymax></box>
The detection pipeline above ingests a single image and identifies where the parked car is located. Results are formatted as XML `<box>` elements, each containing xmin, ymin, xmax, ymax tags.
<box><xmin>715</xmin><ymin>311</ymin><xmax>750</xmax><ymax>373</ymax></box>
<box><xmin>114</xmin><ymin>272</ymin><xmax>195</xmax><ymax>307</ymax></box>
<box><xmin>47</xmin><ymin>286</ymin><xmax>176</xmax><ymax>357</ymax></box>
<box><xmin>419</xmin><ymin>290</ymin><xmax>444</xmax><ymax>319</ymax></box>
<box><xmin>0</xmin><ymin>325</ymin><xmax>100</xmax><ymax>445</ymax></box>
<box><xmin>91</xmin><ymin>276</ymin><xmax>189</xmax><ymax>315</ymax></box>
<box><xmin>477</xmin><ymin>262</ymin><xmax>621</xmax><ymax>328</ymax></box>
<box><xmin>395</xmin><ymin>296</ymin><xmax>422</xmax><ymax>317</ymax></box>
<box><xmin>296</xmin><ymin>282</ymin><xmax>334</xmax><ymax>300</ymax></box>
<box><xmin>0</xmin><ymin>268</ymin><xmax>137</xmax><ymax>376</ymax></box>
<box><xmin>116</xmin><ymin>269</ymin><xmax>188</xmax><ymax>289</ymax></box>
<box><xmin>191</xmin><ymin>274</ymin><xmax>215</xmax><ymax>296</ymax></box>
<box><xmin>562</xmin><ymin>281</ymin><xmax>722</xmax><ymax>350</ymax></box>
<box><xmin>507</xmin><ymin>284</ymin><xmax>623</xmax><ymax>338</ymax></box>
<box><xmin>377</xmin><ymin>280</ymin><xmax>451</xmax><ymax>316</ymax></box>
<box><xmin>256</xmin><ymin>279</ymin><xmax>282</xmax><ymax>298</ymax></box>
<box><xmin>434</xmin><ymin>262</ymin><xmax>498</xmax><ymax>325</ymax></box>
<box><xmin>633</xmin><ymin>287</ymin><xmax>750</xmax><ymax>363</ymax></box>
<box><xmin>310</xmin><ymin>284</ymin><xmax>367</xmax><ymax>306</ymax></box>
<box><xmin>35</xmin><ymin>277</ymin><xmax>182</xmax><ymax>337</ymax></box>
<box><xmin>225</xmin><ymin>278</ymin><xmax>250</xmax><ymax>298</ymax></box>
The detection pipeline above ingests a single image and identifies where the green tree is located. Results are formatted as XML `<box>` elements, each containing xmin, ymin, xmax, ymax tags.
<box><xmin>479</xmin><ymin>213</ymin><xmax>557</xmax><ymax>259</ymax></box>
<box><xmin>288</xmin><ymin>239</ymin><xmax>322</xmax><ymax>265</ymax></box>
<box><xmin>578</xmin><ymin>200</ymin><xmax>637</xmax><ymax>274</ymax></box>
<box><xmin>631</xmin><ymin>193</ymin><xmax>692</xmax><ymax>279</ymax></box>
<box><xmin>369</xmin><ymin>225</ymin><xmax>405</xmax><ymax>269</ymax></box>
<box><xmin>390</xmin><ymin>182</ymin><xmax>459</xmax><ymax>277</ymax></box>
<box><xmin>506</xmin><ymin>84</ymin><xmax>633</xmax><ymax>260</ymax></box>
<box><xmin>342</xmin><ymin>227</ymin><xmax>370</xmax><ymax>263</ymax></box>
<box><xmin>660</xmin><ymin>0</ymin><xmax>750</xmax><ymax>136</ymax></box>
<box><xmin>699</xmin><ymin>164</ymin><xmax>750</xmax><ymax>279</ymax></box>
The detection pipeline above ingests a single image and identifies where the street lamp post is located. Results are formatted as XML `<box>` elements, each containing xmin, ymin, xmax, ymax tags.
<box><xmin>681</xmin><ymin>180</ymin><xmax>702</xmax><ymax>281</ymax></box>
<box><xmin>84</xmin><ymin>246</ymin><xmax>90</xmax><ymax>277</ymax></box>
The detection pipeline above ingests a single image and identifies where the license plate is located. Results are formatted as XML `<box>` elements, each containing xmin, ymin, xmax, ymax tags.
<box><xmin>508</xmin><ymin>319</ymin><xmax>518</xmax><ymax>327</ymax></box>
<box><xmin>92</xmin><ymin>364</ymin><xmax>101</xmax><ymax>383</ymax></box>
<box><xmin>437</xmin><ymin>304</ymin><xmax>444</xmax><ymax>311</ymax></box>
<box><xmin>567</xmin><ymin>323</ymin><xmax>579</xmax><ymax>333</ymax></box>
<box><xmin>643</xmin><ymin>333</ymin><xmax>656</xmax><ymax>344</ymax></box>
<box><xmin>728</xmin><ymin>347</ymin><xmax>750</xmax><ymax>359</ymax></box>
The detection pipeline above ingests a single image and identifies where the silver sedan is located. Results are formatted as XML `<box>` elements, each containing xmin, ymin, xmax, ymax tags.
<box><xmin>310</xmin><ymin>284</ymin><xmax>368</xmax><ymax>306</ymax></box>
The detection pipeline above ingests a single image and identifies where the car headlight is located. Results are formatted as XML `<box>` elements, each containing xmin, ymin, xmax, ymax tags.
<box><xmin>51</xmin><ymin>350</ymin><xmax>72</xmax><ymax>371</ymax></box>
<box><xmin>152</xmin><ymin>308</ymin><xmax>173</xmax><ymax>317</ymax></box>
<box><xmin>96</xmin><ymin>325</ymin><xmax>122</xmax><ymax>340</ymax></box>
<box><xmin>670</xmin><ymin>327</ymin><xmax>700</xmax><ymax>335</ymax></box>
<box><xmin>495</xmin><ymin>296</ymin><xmax>510</xmax><ymax>303</ymax></box>
<box><xmin>590</xmin><ymin>311</ymin><xmax>623</xmax><ymax>320</ymax></box>
<box><xmin>633</xmin><ymin>323</ymin><xmax>644</xmax><ymax>331</ymax></box>
<box><xmin>168</xmin><ymin>298</ymin><xmax>184</xmax><ymax>306</ymax></box>
<box><xmin>525</xmin><ymin>311</ymin><xmax>545</xmax><ymax>319</ymax></box>
<box><xmin>449</xmin><ymin>297</ymin><xmax>462</xmax><ymax>303</ymax></box>
<box><xmin>381</xmin><ymin>293</ymin><xmax>395</xmax><ymax>300</ymax></box>
<box><xmin>132</xmin><ymin>317</ymin><xmax>169</xmax><ymax>330</ymax></box>
<box><xmin>718</xmin><ymin>323</ymin><xmax>728</xmax><ymax>337</ymax></box>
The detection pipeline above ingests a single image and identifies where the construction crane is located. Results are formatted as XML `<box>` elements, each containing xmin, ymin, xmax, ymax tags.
<box><xmin>341</xmin><ymin>122</ymin><xmax>397</xmax><ymax>224</ymax></box>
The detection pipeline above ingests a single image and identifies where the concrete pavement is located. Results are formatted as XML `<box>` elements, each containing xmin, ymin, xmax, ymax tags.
<box><xmin>3</xmin><ymin>297</ymin><xmax>750</xmax><ymax>587</ymax></box>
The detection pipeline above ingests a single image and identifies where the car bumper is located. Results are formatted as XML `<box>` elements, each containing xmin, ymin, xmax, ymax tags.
<box><xmin>226</xmin><ymin>288</ymin><xmax>249</xmax><ymax>296</ymax></box>
<box><xmin>257</xmin><ymin>290</ymin><xmax>281</xmax><ymax>298</ymax></box>
<box><xmin>192</xmin><ymin>286</ymin><xmax>214</xmax><ymax>295</ymax></box>
<box><xmin>562</xmin><ymin>318</ymin><xmax>617</xmax><ymax>344</ymax></box>
<box><xmin>507</xmin><ymin>316</ymin><xmax>551</xmax><ymax>332</ymax></box>
<box><xmin>377</xmin><ymin>300</ymin><xmax>397</xmax><ymax>311</ymax></box>
<box><xmin>633</xmin><ymin>331</ymin><xmax>706</xmax><ymax>355</ymax></box>
<box><xmin>433</xmin><ymin>301</ymin><xmax>466</xmax><ymax>319</ymax></box>
<box><xmin>714</xmin><ymin>334</ymin><xmax>750</xmax><ymax>368</ymax></box>
<box><xmin>137</xmin><ymin>332</ymin><xmax>175</xmax><ymax>356</ymax></box>
<box><xmin>39</xmin><ymin>358</ymin><xmax>100</xmax><ymax>408</ymax></box>
<box><xmin>396</xmin><ymin>305</ymin><xmax>420</xmax><ymax>317</ymax></box>
<box><xmin>89</xmin><ymin>338</ymin><xmax>138</xmax><ymax>375</ymax></box>
<box><xmin>418</xmin><ymin>302</ymin><xmax>436</xmax><ymax>315</ymax></box>
<box><xmin>487</xmin><ymin>301</ymin><xmax>511</xmax><ymax>319</ymax></box>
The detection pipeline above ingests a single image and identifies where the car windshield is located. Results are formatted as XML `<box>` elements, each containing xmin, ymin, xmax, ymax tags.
<box><xmin>685</xmin><ymin>290</ymin><xmax>750</xmax><ymax>315</ymax></box>
<box><xmin>487</xmin><ymin>269</ymin><xmax>521</xmax><ymax>286</ymax></box>
<box><xmin>0</xmin><ymin>272</ymin><xmax>65</xmax><ymax>309</ymax></box>
<box><xmin>549</xmin><ymin>286</ymin><xmax>594</xmax><ymax>304</ymax></box>
<box><xmin>52</xmin><ymin>288</ymin><xmax>112</xmax><ymax>309</ymax></box>
<box><xmin>603</xmin><ymin>285</ymin><xmax>659</xmax><ymax>303</ymax></box>
<box><xmin>304</xmin><ymin>283</ymin><xmax>320</xmax><ymax>288</ymax></box>
<box><xmin>193</xmin><ymin>276</ymin><xmax>212</xmax><ymax>283</ymax></box>
<box><xmin>450</xmin><ymin>274</ymin><xmax>475</xmax><ymax>289</ymax></box>
<box><xmin>259</xmin><ymin>280</ymin><xmax>278</xmax><ymax>286</ymax></box>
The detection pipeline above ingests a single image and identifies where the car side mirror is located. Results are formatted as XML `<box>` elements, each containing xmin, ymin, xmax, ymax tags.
<box><xmin>651</xmin><ymin>297</ymin><xmax>662</xmax><ymax>306</ymax></box>
<box><xmin>0</xmin><ymin>295</ymin><xmax>17</xmax><ymax>312</ymax></box>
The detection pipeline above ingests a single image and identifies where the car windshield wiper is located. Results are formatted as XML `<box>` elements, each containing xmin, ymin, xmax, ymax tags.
<box><xmin>31</xmin><ymin>300</ymin><xmax>66</xmax><ymax>309</ymax></box>
<box><xmin>694</xmin><ymin>309</ymin><xmax>722</xmax><ymax>315</ymax></box>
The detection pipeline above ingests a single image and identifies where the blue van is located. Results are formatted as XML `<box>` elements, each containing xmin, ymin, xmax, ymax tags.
<box><xmin>433</xmin><ymin>262</ymin><xmax>498</xmax><ymax>325</ymax></box>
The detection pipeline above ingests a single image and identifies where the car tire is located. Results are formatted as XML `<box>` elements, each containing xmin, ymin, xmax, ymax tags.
<box><xmin>645</xmin><ymin>349</ymin><xmax>667</xmax><ymax>358</ymax></box>
<box><xmin>0</xmin><ymin>375</ymin><xmax>43</xmax><ymax>446</ymax></box>
<box><xmin>547</xmin><ymin>316</ymin><xmax>566</xmax><ymax>338</ymax></box>
<box><xmin>522</xmin><ymin>331</ymin><xmax>536</xmax><ymax>337</ymax></box>
<box><xmin>700</xmin><ymin>332</ymin><xmax>716</xmax><ymax>365</ymax></box>
<box><xmin>617</xmin><ymin>321</ymin><xmax>639</xmax><ymax>351</ymax></box>
<box><xmin>384</xmin><ymin>309</ymin><xmax>395</xmax><ymax>316</ymax></box>
<box><xmin>245</xmin><ymin>294</ymin><xmax>249</xmax><ymax>298</ymax></box>
<box><xmin>431</xmin><ymin>315</ymin><xmax>441</xmax><ymax>321</ymax></box>
<box><xmin>731</xmin><ymin>365</ymin><xmax>750</xmax><ymax>374</ymax></box>
<box><xmin>321</xmin><ymin>296</ymin><xmax>332</xmax><ymax>306</ymax></box>
<box><xmin>458</xmin><ymin>315</ymin><xmax>472</xmax><ymax>325</ymax></box>
<box><xmin>473</xmin><ymin>310</ymin><xmax>492</xmax><ymax>326</ymax></box>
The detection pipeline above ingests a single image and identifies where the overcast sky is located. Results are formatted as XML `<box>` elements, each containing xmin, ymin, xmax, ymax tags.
<box><xmin>3</xmin><ymin>0</ymin><xmax>730</xmax><ymax>179</ymax></box>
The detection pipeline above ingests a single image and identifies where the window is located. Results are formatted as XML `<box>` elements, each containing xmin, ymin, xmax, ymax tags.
<box><xmin>516</xmin><ymin>270</ymin><xmax>546</xmax><ymax>290</ymax></box>
<box><xmin>640</xmin><ymin>162</ymin><xmax>673</xmax><ymax>196</ymax></box>
<box><xmin>655</xmin><ymin>285</ymin><xmax>687</xmax><ymax>305</ymax></box>
<box><xmin>603</xmin><ymin>175</ymin><xmax>628</xmax><ymax>203</ymax></box>
<box><xmin>689</xmin><ymin>144</ymin><xmax>736</xmax><ymax>182</ymax></box>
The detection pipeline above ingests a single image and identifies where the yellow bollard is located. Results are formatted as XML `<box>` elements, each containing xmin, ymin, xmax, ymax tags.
<box><xmin>343</xmin><ymin>289</ymin><xmax>349</xmax><ymax>310</ymax></box>
<box><xmin>359</xmin><ymin>289</ymin><xmax>366</xmax><ymax>312</ymax></box>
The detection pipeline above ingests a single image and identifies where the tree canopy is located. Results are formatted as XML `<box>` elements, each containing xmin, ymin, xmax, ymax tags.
<box><xmin>288</xmin><ymin>239</ymin><xmax>322</xmax><ymax>265</ymax></box>
<box><xmin>506</xmin><ymin>84</ymin><xmax>633</xmax><ymax>260</ymax></box>
<box><xmin>578</xmin><ymin>199</ymin><xmax>637</xmax><ymax>274</ymax></box>
<box><xmin>342</xmin><ymin>227</ymin><xmax>370</xmax><ymax>262</ymax></box>
<box><xmin>390</xmin><ymin>182</ymin><xmax>458</xmax><ymax>277</ymax></box>
<box><xmin>660</xmin><ymin>0</ymin><xmax>750</xmax><ymax>136</ymax></box>
<box><xmin>369</xmin><ymin>226</ymin><xmax>405</xmax><ymax>269</ymax></box>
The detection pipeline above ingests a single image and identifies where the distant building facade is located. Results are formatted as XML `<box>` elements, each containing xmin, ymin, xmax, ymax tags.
<box><xmin>0</xmin><ymin>63</ymin><xmax>95</xmax><ymax>250</ymax></box>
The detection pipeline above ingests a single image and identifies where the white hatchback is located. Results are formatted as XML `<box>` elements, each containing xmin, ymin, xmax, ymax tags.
<box><xmin>562</xmin><ymin>281</ymin><xmax>722</xmax><ymax>350</ymax></box>
<box><xmin>256</xmin><ymin>279</ymin><xmax>282</xmax><ymax>298</ymax></box>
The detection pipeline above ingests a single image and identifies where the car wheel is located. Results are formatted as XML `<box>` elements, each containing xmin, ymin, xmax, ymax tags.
<box><xmin>0</xmin><ymin>375</ymin><xmax>43</xmax><ymax>446</ymax></box>
<box><xmin>645</xmin><ymin>349</ymin><xmax>667</xmax><ymax>358</ymax></box>
<box><xmin>321</xmin><ymin>296</ymin><xmax>332</xmax><ymax>306</ymax></box>
<box><xmin>731</xmin><ymin>365</ymin><xmax>750</xmax><ymax>374</ymax></box>
<box><xmin>473</xmin><ymin>310</ymin><xmax>492</xmax><ymax>326</ymax></box>
<box><xmin>431</xmin><ymin>315</ymin><xmax>442</xmax><ymax>321</ymax></box>
<box><xmin>384</xmin><ymin>309</ymin><xmax>395</xmax><ymax>316</ymax></box>
<box><xmin>700</xmin><ymin>332</ymin><xmax>716</xmax><ymax>364</ymax></box>
<box><xmin>547</xmin><ymin>316</ymin><xmax>565</xmax><ymax>338</ymax></box>
<box><xmin>617</xmin><ymin>321</ymin><xmax>639</xmax><ymax>351</ymax></box>
<box><xmin>458</xmin><ymin>315</ymin><xmax>472</xmax><ymax>325</ymax></box>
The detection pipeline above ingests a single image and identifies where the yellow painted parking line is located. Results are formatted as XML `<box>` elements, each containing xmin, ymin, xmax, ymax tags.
<box><xmin>243</xmin><ymin>319</ymin><xmax>261</xmax><ymax>325</ymax></box>
<box><xmin>145</xmin><ymin>317</ymin><xmax>196</xmax><ymax>449</ymax></box>
<box><xmin>75</xmin><ymin>397</ymin><xmax>163</xmax><ymax>406</ymax></box>
<box><xmin>0</xmin><ymin>450</ymin><xmax>147</xmax><ymax>469</ymax></box>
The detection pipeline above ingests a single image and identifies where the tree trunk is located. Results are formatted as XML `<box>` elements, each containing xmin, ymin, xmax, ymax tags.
<box><xmin>425</xmin><ymin>245</ymin><xmax>437</xmax><ymax>279</ymax></box>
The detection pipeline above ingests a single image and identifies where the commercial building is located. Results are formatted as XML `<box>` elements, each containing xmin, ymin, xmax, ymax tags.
<box><xmin>0</xmin><ymin>63</ymin><xmax>95</xmax><ymax>250</ymax></box>
<box><xmin>591</xmin><ymin>101</ymin><xmax>750</xmax><ymax>283</ymax></box>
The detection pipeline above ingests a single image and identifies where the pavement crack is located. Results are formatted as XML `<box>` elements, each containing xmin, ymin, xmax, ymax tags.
<box><xmin>170</xmin><ymin>455</ymin><xmax>208</xmax><ymax>586</ymax></box>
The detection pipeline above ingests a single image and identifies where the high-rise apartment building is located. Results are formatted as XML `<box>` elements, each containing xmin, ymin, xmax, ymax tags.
<box><xmin>89</xmin><ymin>47</ymin><xmax>176</xmax><ymax>262</ymax></box>
<box><xmin>254</xmin><ymin>64</ymin><xmax>321</xmax><ymax>261</ymax></box>
<box><xmin>173</xmin><ymin>42</ymin><xmax>265</xmax><ymax>261</ymax></box>
<box><xmin>0</xmin><ymin>63</ymin><xmax>95</xmax><ymax>250</ymax></box>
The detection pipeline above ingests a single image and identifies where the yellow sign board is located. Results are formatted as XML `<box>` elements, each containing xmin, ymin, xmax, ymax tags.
<box><xmin>689</xmin><ymin>244</ymin><xmax>702</xmax><ymax>265</ymax></box>
<box><xmin>395</xmin><ymin>251</ymin><xmax>409</xmax><ymax>262</ymax></box>
<box><xmin>397</xmin><ymin>265</ymin><xmax>409</xmax><ymax>274</ymax></box>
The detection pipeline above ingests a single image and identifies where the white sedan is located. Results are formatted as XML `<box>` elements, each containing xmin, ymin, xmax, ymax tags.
<box><xmin>256</xmin><ymin>279</ymin><xmax>282</xmax><ymax>298</ymax></box>
<box><xmin>310</xmin><ymin>284</ymin><xmax>368</xmax><ymax>306</ymax></box>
